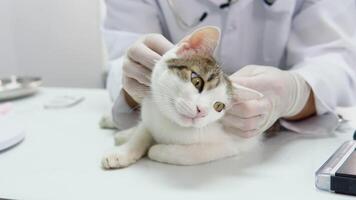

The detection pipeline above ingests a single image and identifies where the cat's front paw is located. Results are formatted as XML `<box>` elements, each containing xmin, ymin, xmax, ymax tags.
<box><xmin>101</xmin><ymin>153</ymin><xmax>133</xmax><ymax>169</ymax></box>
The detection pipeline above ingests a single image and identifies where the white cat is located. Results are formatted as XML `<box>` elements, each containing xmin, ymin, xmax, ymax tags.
<box><xmin>102</xmin><ymin>26</ymin><xmax>263</xmax><ymax>169</ymax></box>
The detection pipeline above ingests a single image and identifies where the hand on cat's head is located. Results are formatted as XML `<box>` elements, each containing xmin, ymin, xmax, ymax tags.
<box><xmin>122</xmin><ymin>34</ymin><xmax>174</xmax><ymax>104</ymax></box>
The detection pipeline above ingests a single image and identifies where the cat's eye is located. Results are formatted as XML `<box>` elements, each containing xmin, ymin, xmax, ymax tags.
<box><xmin>191</xmin><ymin>72</ymin><xmax>204</xmax><ymax>93</ymax></box>
<box><xmin>213</xmin><ymin>102</ymin><xmax>225</xmax><ymax>112</ymax></box>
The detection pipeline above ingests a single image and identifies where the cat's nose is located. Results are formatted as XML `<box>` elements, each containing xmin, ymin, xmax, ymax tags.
<box><xmin>196</xmin><ymin>106</ymin><xmax>207</xmax><ymax>118</ymax></box>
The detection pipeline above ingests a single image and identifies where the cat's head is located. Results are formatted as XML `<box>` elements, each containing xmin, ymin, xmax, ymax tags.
<box><xmin>150</xmin><ymin>26</ymin><xmax>233</xmax><ymax>128</ymax></box>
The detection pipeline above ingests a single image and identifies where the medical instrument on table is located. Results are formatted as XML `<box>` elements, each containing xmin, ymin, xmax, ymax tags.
<box><xmin>44</xmin><ymin>95</ymin><xmax>84</xmax><ymax>109</ymax></box>
<box><xmin>167</xmin><ymin>0</ymin><xmax>275</xmax><ymax>29</ymax></box>
<box><xmin>0</xmin><ymin>76</ymin><xmax>42</xmax><ymax>101</ymax></box>
<box><xmin>315</xmin><ymin>130</ymin><xmax>356</xmax><ymax>196</ymax></box>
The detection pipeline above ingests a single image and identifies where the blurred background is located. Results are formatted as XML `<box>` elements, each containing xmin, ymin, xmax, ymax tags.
<box><xmin>0</xmin><ymin>0</ymin><xmax>107</xmax><ymax>88</ymax></box>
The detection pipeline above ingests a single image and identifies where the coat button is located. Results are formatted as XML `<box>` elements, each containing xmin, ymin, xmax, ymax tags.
<box><xmin>264</xmin><ymin>0</ymin><xmax>275</xmax><ymax>6</ymax></box>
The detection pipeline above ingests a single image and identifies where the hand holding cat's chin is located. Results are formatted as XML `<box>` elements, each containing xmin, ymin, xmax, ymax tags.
<box><xmin>222</xmin><ymin>65</ymin><xmax>311</xmax><ymax>138</ymax></box>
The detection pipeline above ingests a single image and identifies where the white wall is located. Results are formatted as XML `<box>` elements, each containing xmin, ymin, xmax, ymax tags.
<box><xmin>0</xmin><ymin>0</ymin><xmax>105</xmax><ymax>88</ymax></box>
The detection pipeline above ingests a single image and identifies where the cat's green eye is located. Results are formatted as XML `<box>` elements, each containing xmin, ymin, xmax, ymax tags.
<box><xmin>191</xmin><ymin>72</ymin><xmax>204</xmax><ymax>93</ymax></box>
<box><xmin>214</xmin><ymin>102</ymin><xmax>225</xmax><ymax>112</ymax></box>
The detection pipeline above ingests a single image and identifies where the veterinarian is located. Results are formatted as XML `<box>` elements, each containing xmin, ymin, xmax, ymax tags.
<box><xmin>103</xmin><ymin>0</ymin><xmax>356</xmax><ymax>137</ymax></box>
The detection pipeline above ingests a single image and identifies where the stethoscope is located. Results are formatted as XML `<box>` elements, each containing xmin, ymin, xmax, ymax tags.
<box><xmin>167</xmin><ymin>0</ymin><xmax>276</xmax><ymax>30</ymax></box>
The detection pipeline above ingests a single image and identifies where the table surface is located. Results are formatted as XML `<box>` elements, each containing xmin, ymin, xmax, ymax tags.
<box><xmin>0</xmin><ymin>87</ymin><xmax>355</xmax><ymax>200</ymax></box>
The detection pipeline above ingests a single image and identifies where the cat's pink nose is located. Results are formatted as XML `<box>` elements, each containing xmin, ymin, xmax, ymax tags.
<box><xmin>196</xmin><ymin>106</ymin><xmax>207</xmax><ymax>118</ymax></box>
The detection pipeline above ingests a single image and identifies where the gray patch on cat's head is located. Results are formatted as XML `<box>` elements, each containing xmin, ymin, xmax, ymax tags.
<box><xmin>166</xmin><ymin>56</ymin><xmax>232</xmax><ymax>96</ymax></box>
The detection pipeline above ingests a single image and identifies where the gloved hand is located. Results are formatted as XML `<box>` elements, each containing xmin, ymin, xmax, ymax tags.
<box><xmin>122</xmin><ymin>34</ymin><xmax>173</xmax><ymax>104</ymax></box>
<box><xmin>222</xmin><ymin>65</ymin><xmax>312</xmax><ymax>138</ymax></box>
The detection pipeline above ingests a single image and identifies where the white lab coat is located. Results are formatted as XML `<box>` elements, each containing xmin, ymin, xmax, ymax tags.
<box><xmin>103</xmin><ymin>0</ymin><xmax>356</xmax><ymax>133</ymax></box>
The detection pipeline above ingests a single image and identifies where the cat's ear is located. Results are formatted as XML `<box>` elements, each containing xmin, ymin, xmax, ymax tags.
<box><xmin>232</xmin><ymin>83</ymin><xmax>264</xmax><ymax>101</ymax></box>
<box><xmin>176</xmin><ymin>26</ymin><xmax>221</xmax><ymax>57</ymax></box>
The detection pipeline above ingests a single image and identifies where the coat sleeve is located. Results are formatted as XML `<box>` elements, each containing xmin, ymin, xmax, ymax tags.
<box><xmin>281</xmin><ymin>0</ymin><xmax>356</xmax><ymax>134</ymax></box>
<box><xmin>103</xmin><ymin>0</ymin><xmax>163</xmax><ymax>129</ymax></box>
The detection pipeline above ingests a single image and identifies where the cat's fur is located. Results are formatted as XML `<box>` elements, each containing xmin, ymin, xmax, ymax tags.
<box><xmin>102</xmin><ymin>26</ymin><xmax>262</xmax><ymax>169</ymax></box>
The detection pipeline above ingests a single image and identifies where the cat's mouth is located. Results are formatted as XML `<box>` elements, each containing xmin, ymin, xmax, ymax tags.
<box><xmin>179</xmin><ymin>114</ymin><xmax>197</xmax><ymax>122</ymax></box>
<box><xmin>175</xmin><ymin>110</ymin><xmax>207</xmax><ymax>127</ymax></box>
<box><xmin>177</xmin><ymin>114</ymin><xmax>198</xmax><ymax>126</ymax></box>
<box><xmin>170</xmin><ymin>99</ymin><xmax>207</xmax><ymax>127</ymax></box>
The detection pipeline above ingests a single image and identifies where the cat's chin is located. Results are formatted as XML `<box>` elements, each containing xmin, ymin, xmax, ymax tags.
<box><xmin>173</xmin><ymin>114</ymin><xmax>209</xmax><ymax>128</ymax></box>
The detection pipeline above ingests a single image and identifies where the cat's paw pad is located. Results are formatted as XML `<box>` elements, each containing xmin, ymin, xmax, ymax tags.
<box><xmin>101</xmin><ymin>153</ymin><xmax>131</xmax><ymax>169</ymax></box>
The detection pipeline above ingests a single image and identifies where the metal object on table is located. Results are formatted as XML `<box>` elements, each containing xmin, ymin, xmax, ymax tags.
<box><xmin>0</xmin><ymin>76</ymin><xmax>42</xmax><ymax>101</ymax></box>
<box><xmin>0</xmin><ymin>115</ymin><xmax>26</xmax><ymax>152</ymax></box>
<box><xmin>315</xmin><ymin>139</ymin><xmax>356</xmax><ymax>196</ymax></box>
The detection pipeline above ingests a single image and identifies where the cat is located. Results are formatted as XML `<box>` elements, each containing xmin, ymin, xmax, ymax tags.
<box><xmin>102</xmin><ymin>26</ymin><xmax>263</xmax><ymax>169</ymax></box>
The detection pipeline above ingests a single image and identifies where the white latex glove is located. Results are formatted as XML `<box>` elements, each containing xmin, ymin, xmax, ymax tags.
<box><xmin>122</xmin><ymin>34</ymin><xmax>173</xmax><ymax>103</ymax></box>
<box><xmin>222</xmin><ymin>65</ymin><xmax>311</xmax><ymax>138</ymax></box>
